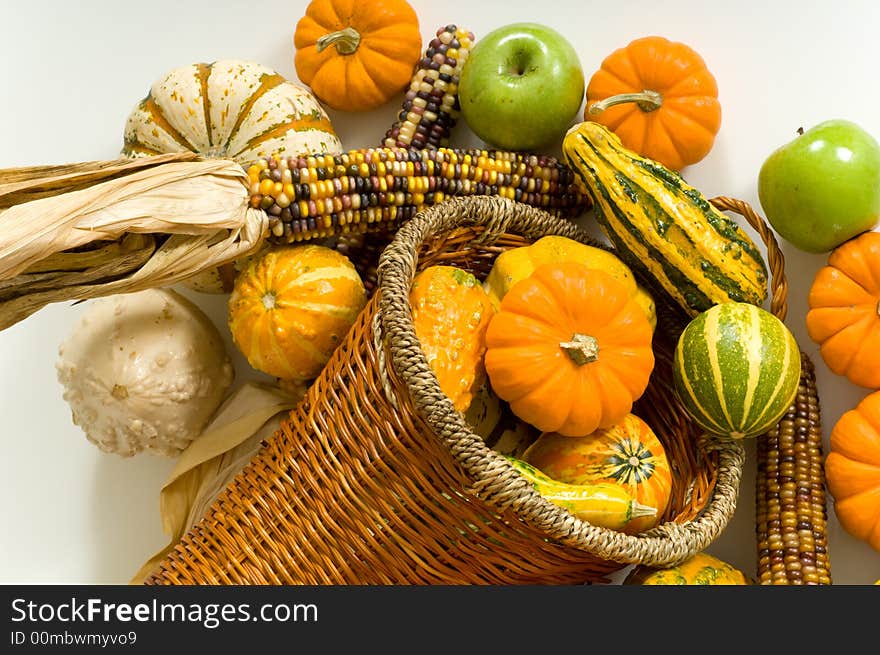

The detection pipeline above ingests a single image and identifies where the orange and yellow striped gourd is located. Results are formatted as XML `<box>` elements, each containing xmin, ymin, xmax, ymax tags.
<box><xmin>227</xmin><ymin>244</ymin><xmax>366</xmax><ymax>381</ymax></box>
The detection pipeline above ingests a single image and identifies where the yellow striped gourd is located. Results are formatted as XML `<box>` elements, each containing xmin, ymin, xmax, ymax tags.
<box><xmin>507</xmin><ymin>457</ymin><xmax>657</xmax><ymax>531</ymax></box>
<box><xmin>672</xmin><ymin>302</ymin><xmax>801</xmax><ymax>439</ymax></box>
<box><xmin>562</xmin><ymin>121</ymin><xmax>768</xmax><ymax>317</ymax></box>
<box><xmin>227</xmin><ymin>244</ymin><xmax>367</xmax><ymax>381</ymax></box>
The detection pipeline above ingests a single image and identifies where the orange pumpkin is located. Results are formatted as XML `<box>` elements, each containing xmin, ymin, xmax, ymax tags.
<box><xmin>806</xmin><ymin>231</ymin><xmax>880</xmax><ymax>389</ymax></box>
<box><xmin>584</xmin><ymin>35</ymin><xmax>721</xmax><ymax>171</ymax></box>
<box><xmin>410</xmin><ymin>265</ymin><xmax>495</xmax><ymax>414</ymax></box>
<box><xmin>523</xmin><ymin>414</ymin><xmax>672</xmax><ymax>533</ymax></box>
<box><xmin>825</xmin><ymin>391</ymin><xmax>880</xmax><ymax>553</ymax></box>
<box><xmin>293</xmin><ymin>0</ymin><xmax>423</xmax><ymax>112</ymax></box>
<box><xmin>227</xmin><ymin>244</ymin><xmax>367</xmax><ymax>381</ymax></box>
<box><xmin>484</xmin><ymin>262</ymin><xmax>655</xmax><ymax>437</ymax></box>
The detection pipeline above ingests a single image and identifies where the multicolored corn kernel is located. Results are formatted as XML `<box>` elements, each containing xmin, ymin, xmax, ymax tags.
<box><xmin>382</xmin><ymin>24</ymin><xmax>475</xmax><ymax>150</ymax></box>
<box><xmin>246</xmin><ymin>147</ymin><xmax>590</xmax><ymax>245</ymax></box>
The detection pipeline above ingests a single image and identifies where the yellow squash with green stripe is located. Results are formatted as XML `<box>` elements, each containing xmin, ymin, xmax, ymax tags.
<box><xmin>507</xmin><ymin>457</ymin><xmax>657</xmax><ymax>531</ymax></box>
<box><xmin>672</xmin><ymin>302</ymin><xmax>801</xmax><ymax>439</ymax></box>
<box><xmin>562</xmin><ymin>121</ymin><xmax>768</xmax><ymax>317</ymax></box>
<box><xmin>624</xmin><ymin>551</ymin><xmax>750</xmax><ymax>585</ymax></box>
<box><xmin>227</xmin><ymin>244</ymin><xmax>367</xmax><ymax>381</ymax></box>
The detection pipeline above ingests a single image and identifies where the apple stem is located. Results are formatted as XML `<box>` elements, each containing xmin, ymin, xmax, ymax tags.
<box><xmin>316</xmin><ymin>27</ymin><xmax>361</xmax><ymax>55</ymax></box>
<box><xmin>559</xmin><ymin>333</ymin><xmax>599</xmax><ymax>366</ymax></box>
<box><xmin>588</xmin><ymin>90</ymin><xmax>663</xmax><ymax>115</ymax></box>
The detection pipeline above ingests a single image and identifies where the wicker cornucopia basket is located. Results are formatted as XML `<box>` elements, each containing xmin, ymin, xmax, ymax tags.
<box><xmin>143</xmin><ymin>194</ymin><xmax>820</xmax><ymax>585</ymax></box>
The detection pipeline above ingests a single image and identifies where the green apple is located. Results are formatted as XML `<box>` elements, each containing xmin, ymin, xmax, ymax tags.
<box><xmin>758</xmin><ymin>119</ymin><xmax>880</xmax><ymax>253</ymax></box>
<box><xmin>458</xmin><ymin>22</ymin><xmax>584</xmax><ymax>151</ymax></box>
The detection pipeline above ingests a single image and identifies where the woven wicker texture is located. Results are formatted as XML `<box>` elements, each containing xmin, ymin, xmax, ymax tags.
<box><xmin>146</xmin><ymin>195</ymin><xmax>800</xmax><ymax>585</ymax></box>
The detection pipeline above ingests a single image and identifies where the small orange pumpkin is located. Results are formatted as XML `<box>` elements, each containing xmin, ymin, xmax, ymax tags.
<box><xmin>227</xmin><ymin>244</ymin><xmax>367</xmax><ymax>381</ymax></box>
<box><xmin>584</xmin><ymin>35</ymin><xmax>721</xmax><ymax>171</ymax></box>
<box><xmin>484</xmin><ymin>262</ymin><xmax>655</xmax><ymax>437</ymax></box>
<box><xmin>523</xmin><ymin>414</ymin><xmax>672</xmax><ymax>533</ymax></box>
<box><xmin>293</xmin><ymin>0</ymin><xmax>423</xmax><ymax>112</ymax></box>
<box><xmin>825</xmin><ymin>391</ymin><xmax>880</xmax><ymax>553</ymax></box>
<box><xmin>410</xmin><ymin>265</ymin><xmax>495</xmax><ymax>414</ymax></box>
<box><xmin>806</xmin><ymin>231</ymin><xmax>880</xmax><ymax>389</ymax></box>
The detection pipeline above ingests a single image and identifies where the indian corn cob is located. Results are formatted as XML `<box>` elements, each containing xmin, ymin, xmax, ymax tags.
<box><xmin>755</xmin><ymin>352</ymin><xmax>832</xmax><ymax>585</ymax></box>
<box><xmin>247</xmin><ymin>147</ymin><xmax>590</xmax><ymax>245</ymax></box>
<box><xmin>382</xmin><ymin>24</ymin><xmax>475</xmax><ymax>150</ymax></box>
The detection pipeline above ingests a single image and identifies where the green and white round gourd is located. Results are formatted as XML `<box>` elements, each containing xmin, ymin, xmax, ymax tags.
<box><xmin>673</xmin><ymin>302</ymin><xmax>801</xmax><ymax>439</ymax></box>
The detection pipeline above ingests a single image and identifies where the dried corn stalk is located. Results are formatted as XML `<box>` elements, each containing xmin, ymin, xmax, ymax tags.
<box><xmin>0</xmin><ymin>153</ymin><xmax>267</xmax><ymax>330</ymax></box>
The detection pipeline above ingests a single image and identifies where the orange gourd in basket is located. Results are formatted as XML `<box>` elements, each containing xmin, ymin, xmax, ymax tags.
<box><xmin>584</xmin><ymin>35</ymin><xmax>722</xmax><ymax>171</ymax></box>
<box><xmin>484</xmin><ymin>262</ymin><xmax>655</xmax><ymax>437</ymax></box>
<box><xmin>523</xmin><ymin>413</ymin><xmax>672</xmax><ymax>533</ymax></box>
<box><xmin>227</xmin><ymin>244</ymin><xmax>367</xmax><ymax>381</ymax></box>
<box><xmin>410</xmin><ymin>265</ymin><xmax>495</xmax><ymax>414</ymax></box>
<box><xmin>825</xmin><ymin>391</ymin><xmax>880</xmax><ymax>553</ymax></box>
<box><xmin>294</xmin><ymin>0</ymin><xmax>423</xmax><ymax>112</ymax></box>
<box><xmin>806</xmin><ymin>231</ymin><xmax>880</xmax><ymax>389</ymax></box>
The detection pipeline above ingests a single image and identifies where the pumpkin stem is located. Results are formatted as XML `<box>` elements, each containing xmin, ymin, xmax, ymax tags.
<box><xmin>588</xmin><ymin>90</ymin><xmax>663</xmax><ymax>115</ymax></box>
<box><xmin>316</xmin><ymin>27</ymin><xmax>361</xmax><ymax>55</ymax></box>
<box><xmin>559</xmin><ymin>333</ymin><xmax>599</xmax><ymax>366</ymax></box>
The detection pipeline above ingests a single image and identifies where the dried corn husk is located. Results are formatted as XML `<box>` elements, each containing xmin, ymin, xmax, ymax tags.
<box><xmin>131</xmin><ymin>381</ymin><xmax>302</xmax><ymax>584</ymax></box>
<box><xmin>0</xmin><ymin>153</ymin><xmax>267</xmax><ymax>330</ymax></box>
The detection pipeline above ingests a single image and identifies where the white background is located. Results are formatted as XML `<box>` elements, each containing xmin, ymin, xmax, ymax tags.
<box><xmin>1</xmin><ymin>0</ymin><xmax>879</xmax><ymax>585</ymax></box>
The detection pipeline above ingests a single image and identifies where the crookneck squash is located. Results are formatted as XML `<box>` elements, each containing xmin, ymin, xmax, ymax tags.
<box><xmin>562</xmin><ymin>121</ymin><xmax>768</xmax><ymax>318</ymax></box>
<box><xmin>523</xmin><ymin>413</ymin><xmax>672</xmax><ymax>533</ymax></box>
<box><xmin>484</xmin><ymin>262</ymin><xmax>655</xmax><ymax>437</ymax></box>
<box><xmin>585</xmin><ymin>36</ymin><xmax>722</xmax><ymax>171</ymax></box>
<box><xmin>411</xmin><ymin>265</ymin><xmax>495</xmax><ymax>414</ymax></box>
<box><xmin>806</xmin><ymin>231</ymin><xmax>880</xmax><ymax>389</ymax></box>
<box><xmin>227</xmin><ymin>244</ymin><xmax>367</xmax><ymax>381</ymax></box>
<box><xmin>825</xmin><ymin>391</ymin><xmax>880</xmax><ymax>553</ymax></box>
<box><xmin>122</xmin><ymin>59</ymin><xmax>342</xmax><ymax>163</ymax></box>
<box><xmin>507</xmin><ymin>457</ymin><xmax>657</xmax><ymax>532</ymax></box>
<box><xmin>294</xmin><ymin>0</ymin><xmax>423</xmax><ymax>112</ymax></box>
<box><xmin>483</xmin><ymin>235</ymin><xmax>656</xmax><ymax>331</ymax></box>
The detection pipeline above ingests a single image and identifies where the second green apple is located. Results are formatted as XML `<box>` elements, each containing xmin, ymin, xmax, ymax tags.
<box><xmin>758</xmin><ymin>119</ymin><xmax>880</xmax><ymax>253</ymax></box>
<box><xmin>458</xmin><ymin>22</ymin><xmax>584</xmax><ymax>151</ymax></box>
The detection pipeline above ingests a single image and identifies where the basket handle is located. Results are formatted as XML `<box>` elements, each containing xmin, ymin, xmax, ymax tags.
<box><xmin>709</xmin><ymin>196</ymin><xmax>788</xmax><ymax>322</ymax></box>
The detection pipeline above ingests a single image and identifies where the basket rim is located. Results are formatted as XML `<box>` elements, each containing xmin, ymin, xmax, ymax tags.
<box><xmin>376</xmin><ymin>195</ymin><xmax>757</xmax><ymax>568</ymax></box>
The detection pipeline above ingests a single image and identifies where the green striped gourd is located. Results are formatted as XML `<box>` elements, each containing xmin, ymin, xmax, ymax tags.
<box><xmin>673</xmin><ymin>302</ymin><xmax>801</xmax><ymax>439</ymax></box>
<box><xmin>562</xmin><ymin>121</ymin><xmax>768</xmax><ymax>317</ymax></box>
